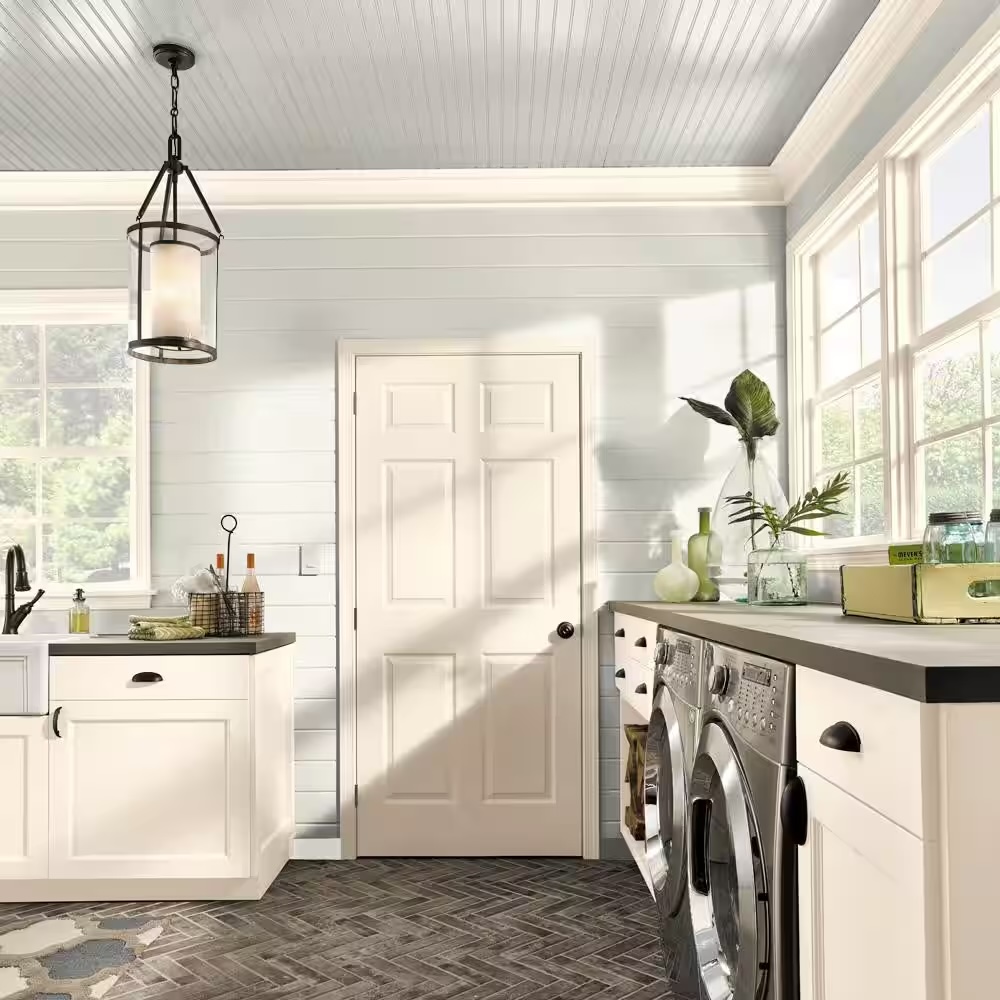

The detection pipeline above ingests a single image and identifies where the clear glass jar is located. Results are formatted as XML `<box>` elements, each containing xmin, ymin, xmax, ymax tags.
<box><xmin>922</xmin><ymin>512</ymin><xmax>985</xmax><ymax>564</ymax></box>
<box><xmin>985</xmin><ymin>510</ymin><xmax>1000</xmax><ymax>562</ymax></box>
<box><xmin>747</xmin><ymin>540</ymin><xmax>807</xmax><ymax>606</ymax></box>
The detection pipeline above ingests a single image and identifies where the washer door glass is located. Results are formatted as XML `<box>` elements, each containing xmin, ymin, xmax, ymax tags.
<box><xmin>644</xmin><ymin>685</ymin><xmax>687</xmax><ymax>914</ymax></box>
<box><xmin>687</xmin><ymin>721</ymin><xmax>768</xmax><ymax>1000</ymax></box>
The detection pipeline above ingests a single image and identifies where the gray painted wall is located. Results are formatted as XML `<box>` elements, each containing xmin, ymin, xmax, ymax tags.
<box><xmin>0</xmin><ymin>201</ymin><xmax>785</xmax><ymax>856</ymax></box>
<box><xmin>788</xmin><ymin>0</ymin><xmax>999</xmax><ymax>236</ymax></box>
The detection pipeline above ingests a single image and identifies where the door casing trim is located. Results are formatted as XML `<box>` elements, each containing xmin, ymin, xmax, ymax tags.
<box><xmin>336</xmin><ymin>331</ymin><xmax>600</xmax><ymax>860</ymax></box>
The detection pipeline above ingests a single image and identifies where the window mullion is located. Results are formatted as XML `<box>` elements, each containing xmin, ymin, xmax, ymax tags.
<box><xmin>982</xmin><ymin>319</ymin><xmax>993</xmax><ymax>516</ymax></box>
<box><xmin>992</xmin><ymin>96</ymin><xmax>1000</xmax><ymax>294</ymax></box>
<box><xmin>36</xmin><ymin>323</ymin><xmax>46</xmax><ymax>580</ymax></box>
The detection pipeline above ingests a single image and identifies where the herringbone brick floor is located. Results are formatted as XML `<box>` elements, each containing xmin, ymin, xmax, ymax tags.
<box><xmin>0</xmin><ymin>859</ymin><xmax>692</xmax><ymax>1000</ymax></box>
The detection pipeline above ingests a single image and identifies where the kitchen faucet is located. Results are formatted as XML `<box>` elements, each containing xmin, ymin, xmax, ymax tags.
<box><xmin>3</xmin><ymin>544</ymin><xmax>44</xmax><ymax>635</ymax></box>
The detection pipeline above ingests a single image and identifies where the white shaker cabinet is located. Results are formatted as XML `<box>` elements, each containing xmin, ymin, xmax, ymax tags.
<box><xmin>796</xmin><ymin>764</ymin><xmax>931</xmax><ymax>1000</ymax></box>
<box><xmin>792</xmin><ymin>665</ymin><xmax>1000</xmax><ymax>1000</ymax></box>
<box><xmin>48</xmin><ymin>699</ymin><xmax>251</xmax><ymax>880</ymax></box>
<box><xmin>0</xmin><ymin>717</ymin><xmax>48</xmax><ymax>879</ymax></box>
<box><xmin>0</xmin><ymin>642</ymin><xmax>294</xmax><ymax>902</ymax></box>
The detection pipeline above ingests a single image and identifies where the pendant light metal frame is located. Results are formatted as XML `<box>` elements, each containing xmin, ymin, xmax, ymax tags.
<box><xmin>127</xmin><ymin>42</ymin><xmax>223</xmax><ymax>365</ymax></box>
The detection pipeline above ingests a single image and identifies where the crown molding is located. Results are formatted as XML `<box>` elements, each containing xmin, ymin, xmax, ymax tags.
<box><xmin>772</xmin><ymin>0</ymin><xmax>944</xmax><ymax>201</ymax></box>
<box><xmin>0</xmin><ymin>166</ymin><xmax>784</xmax><ymax>210</ymax></box>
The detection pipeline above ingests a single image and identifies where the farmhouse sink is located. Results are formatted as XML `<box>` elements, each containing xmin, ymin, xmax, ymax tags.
<box><xmin>0</xmin><ymin>641</ymin><xmax>51</xmax><ymax>715</ymax></box>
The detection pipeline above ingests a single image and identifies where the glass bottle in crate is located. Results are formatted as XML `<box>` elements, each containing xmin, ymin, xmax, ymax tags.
<box><xmin>242</xmin><ymin>553</ymin><xmax>262</xmax><ymax>633</ymax></box>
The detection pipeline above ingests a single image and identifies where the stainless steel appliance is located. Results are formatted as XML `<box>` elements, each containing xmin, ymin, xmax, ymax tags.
<box><xmin>643</xmin><ymin>627</ymin><xmax>706</xmax><ymax>993</ymax></box>
<box><xmin>687</xmin><ymin>642</ymin><xmax>797</xmax><ymax>1000</ymax></box>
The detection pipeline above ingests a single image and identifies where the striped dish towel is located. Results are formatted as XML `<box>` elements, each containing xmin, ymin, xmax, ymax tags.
<box><xmin>128</xmin><ymin>614</ymin><xmax>206</xmax><ymax>641</ymax></box>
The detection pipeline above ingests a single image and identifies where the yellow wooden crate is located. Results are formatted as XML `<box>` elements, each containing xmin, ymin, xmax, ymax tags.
<box><xmin>841</xmin><ymin>563</ymin><xmax>1000</xmax><ymax>623</ymax></box>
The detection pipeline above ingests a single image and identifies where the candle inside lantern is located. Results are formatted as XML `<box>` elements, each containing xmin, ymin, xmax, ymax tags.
<box><xmin>150</xmin><ymin>241</ymin><xmax>201</xmax><ymax>342</ymax></box>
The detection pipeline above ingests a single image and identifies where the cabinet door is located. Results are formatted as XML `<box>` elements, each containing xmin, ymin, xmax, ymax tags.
<box><xmin>49</xmin><ymin>700</ymin><xmax>250</xmax><ymax>880</ymax></box>
<box><xmin>798</xmin><ymin>765</ymin><xmax>931</xmax><ymax>1000</ymax></box>
<box><xmin>0</xmin><ymin>717</ymin><xmax>48</xmax><ymax>878</ymax></box>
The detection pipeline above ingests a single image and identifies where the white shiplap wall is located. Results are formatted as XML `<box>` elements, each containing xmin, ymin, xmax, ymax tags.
<box><xmin>0</xmin><ymin>201</ymin><xmax>785</xmax><ymax>854</ymax></box>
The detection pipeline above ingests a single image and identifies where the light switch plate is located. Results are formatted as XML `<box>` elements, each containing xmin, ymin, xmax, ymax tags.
<box><xmin>299</xmin><ymin>544</ymin><xmax>321</xmax><ymax>576</ymax></box>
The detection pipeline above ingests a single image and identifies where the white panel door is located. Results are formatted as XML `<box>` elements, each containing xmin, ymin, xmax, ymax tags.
<box><xmin>49</xmin><ymin>700</ymin><xmax>251</xmax><ymax>879</ymax></box>
<box><xmin>355</xmin><ymin>353</ymin><xmax>583</xmax><ymax>855</ymax></box>
<box><xmin>798</xmin><ymin>765</ymin><xmax>930</xmax><ymax>1000</ymax></box>
<box><xmin>0</xmin><ymin>717</ymin><xmax>48</xmax><ymax>879</ymax></box>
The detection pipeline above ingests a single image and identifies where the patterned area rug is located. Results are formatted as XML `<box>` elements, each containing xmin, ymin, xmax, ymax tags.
<box><xmin>0</xmin><ymin>859</ymin><xmax>690</xmax><ymax>998</ymax></box>
<box><xmin>0</xmin><ymin>915</ymin><xmax>163</xmax><ymax>1000</ymax></box>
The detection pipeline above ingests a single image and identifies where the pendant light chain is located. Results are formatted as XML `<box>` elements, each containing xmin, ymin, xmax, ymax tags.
<box><xmin>168</xmin><ymin>60</ymin><xmax>182</xmax><ymax>166</ymax></box>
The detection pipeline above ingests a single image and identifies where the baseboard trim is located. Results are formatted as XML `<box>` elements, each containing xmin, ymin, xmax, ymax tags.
<box><xmin>600</xmin><ymin>836</ymin><xmax>633</xmax><ymax>862</ymax></box>
<box><xmin>291</xmin><ymin>837</ymin><xmax>343</xmax><ymax>861</ymax></box>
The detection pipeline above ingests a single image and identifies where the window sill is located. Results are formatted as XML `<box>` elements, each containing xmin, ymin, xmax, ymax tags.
<box><xmin>29</xmin><ymin>590</ymin><xmax>156</xmax><ymax>613</ymax></box>
<box><xmin>804</xmin><ymin>542</ymin><xmax>895</xmax><ymax>571</ymax></box>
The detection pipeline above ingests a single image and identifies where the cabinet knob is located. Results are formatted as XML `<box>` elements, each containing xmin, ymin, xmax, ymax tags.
<box><xmin>614</xmin><ymin>628</ymin><xmax>625</xmax><ymax>638</ymax></box>
<box><xmin>634</xmin><ymin>636</ymin><xmax>647</xmax><ymax>648</ymax></box>
<box><xmin>634</xmin><ymin>682</ymin><xmax>647</xmax><ymax>695</ymax></box>
<box><xmin>614</xmin><ymin>667</ymin><xmax>626</xmax><ymax>679</ymax></box>
<box><xmin>819</xmin><ymin>721</ymin><xmax>861</xmax><ymax>753</ymax></box>
<box><xmin>556</xmin><ymin>621</ymin><xmax>575</xmax><ymax>639</ymax></box>
<box><xmin>131</xmin><ymin>671</ymin><xmax>164</xmax><ymax>684</ymax></box>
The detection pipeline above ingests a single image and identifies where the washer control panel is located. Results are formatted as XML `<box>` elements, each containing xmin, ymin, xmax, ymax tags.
<box><xmin>655</xmin><ymin>626</ymin><xmax>703</xmax><ymax>707</ymax></box>
<box><xmin>706</xmin><ymin>643</ymin><xmax>792</xmax><ymax>763</ymax></box>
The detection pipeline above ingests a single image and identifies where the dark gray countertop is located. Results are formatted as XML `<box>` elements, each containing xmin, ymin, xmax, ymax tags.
<box><xmin>611</xmin><ymin>602</ymin><xmax>1000</xmax><ymax>703</ymax></box>
<box><xmin>49</xmin><ymin>633</ymin><xmax>296</xmax><ymax>657</ymax></box>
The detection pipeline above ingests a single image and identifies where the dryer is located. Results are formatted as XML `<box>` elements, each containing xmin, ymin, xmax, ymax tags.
<box><xmin>643</xmin><ymin>627</ymin><xmax>706</xmax><ymax>993</ymax></box>
<box><xmin>686</xmin><ymin>642</ymin><xmax>797</xmax><ymax>1000</ymax></box>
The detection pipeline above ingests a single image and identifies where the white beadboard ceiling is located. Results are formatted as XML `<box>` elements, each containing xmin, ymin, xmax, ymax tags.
<box><xmin>0</xmin><ymin>0</ymin><xmax>878</xmax><ymax>171</ymax></box>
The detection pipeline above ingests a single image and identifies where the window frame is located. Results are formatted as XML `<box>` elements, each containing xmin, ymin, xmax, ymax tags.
<box><xmin>0</xmin><ymin>289</ymin><xmax>152</xmax><ymax>609</ymax></box>
<box><xmin>806</xmin><ymin>195</ymin><xmax>889</xmax><ymax>542</ymax></box>
<box><xmin>789</xmin><ymin>42</ymin><xmax>1000</xmax><ymax>568</ymax></box>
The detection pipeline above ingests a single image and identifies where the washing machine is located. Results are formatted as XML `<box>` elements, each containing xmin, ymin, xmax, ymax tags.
<box><xmin>686</xmin><ymin>642</ymin><xmax>797</xmax><ymax>1000</ymax></box>
<box><xmin>643</xmin><ymin>626</ymin><xmax>707</xmax><ymax>995</ymax></box>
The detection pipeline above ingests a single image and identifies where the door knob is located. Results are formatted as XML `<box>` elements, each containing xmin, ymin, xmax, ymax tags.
<box><xmin>556</xmin><ymin>621</ymin><xmax>575</xmax><ymax>639</ymax></box>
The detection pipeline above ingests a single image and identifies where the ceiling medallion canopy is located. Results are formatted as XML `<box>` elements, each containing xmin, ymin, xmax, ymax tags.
<box><xmin>127</xmin><ymin>42</ymin><xmax>223</xmax><ymax>366</ymax></box>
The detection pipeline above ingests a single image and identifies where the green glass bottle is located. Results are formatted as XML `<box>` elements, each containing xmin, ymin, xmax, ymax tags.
<box><xmin>687</xmin><ymin>507</ymin><xmax>722</xmax><ymax>602</ymax></box>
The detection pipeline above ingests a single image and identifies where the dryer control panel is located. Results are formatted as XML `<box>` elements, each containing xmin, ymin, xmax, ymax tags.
<box><xmin>706</xmin><ymin>642</ymin><xmax>793</xmax><ymax>765</ymax></box>
<box><xmin>654</xmin><ymin>626</ymin><xmax>704</xmax><ymax>709</ymax></box>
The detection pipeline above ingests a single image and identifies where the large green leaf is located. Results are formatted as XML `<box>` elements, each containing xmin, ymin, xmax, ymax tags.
<box><xmin>680</xmin><ymin>397</ymin><xmax>736</xmax><ymax>428</ymax></box>
<box><xmin>724</xmin><ymin>370</ymin><xmax>780</xmax><ymax>442</ymax></box>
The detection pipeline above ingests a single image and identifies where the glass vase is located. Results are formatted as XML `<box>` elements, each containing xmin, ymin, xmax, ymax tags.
<box><xmin>747</xmin><ymin>542</ymin><xmax>807</xmax><ymax>606</ymax></box>
<box><xmin>653</xmin><ymin>532</ymin><xmax>700</xmax><ymax>603</ymax></box>
<box><xmin>712</xmin><ymin>450</ymin><xmax>788</xmax><ymax>599</ymax></box>
<box><xmin>687</xmin><ymin>506</ymin><xmax>722</xmax><ymax>602</ymax></box>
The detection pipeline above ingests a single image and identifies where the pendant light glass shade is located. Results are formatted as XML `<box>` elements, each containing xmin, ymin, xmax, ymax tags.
<box><xmin>128</xmin><ymin>220</ymin><xmax>220</xmax><ymax>364</ymax></box>
<box><xmin>127</xmin><ymin>43</ymin><xmax>222</xmax><ymax>366</ymax></box>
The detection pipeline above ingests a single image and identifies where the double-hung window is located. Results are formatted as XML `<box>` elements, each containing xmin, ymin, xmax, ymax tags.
<box><xmin>809</xmin><ymin>206</ymin><xmax>886</xmax><ymax>540</ymax></box>
<box><xmin>790</xmin><ymin>50</ymin><xmax>1000</xmax><ymax>558</ymax></box>
<box><xmin>912</xmin><ymin>98</ymin><xmax>1000</xmax><ymax>523</ymax></box>
<box><xmin>0</xmin><ymin>291</ymin><xmax>150</xmax><ymax>602</ymax></box>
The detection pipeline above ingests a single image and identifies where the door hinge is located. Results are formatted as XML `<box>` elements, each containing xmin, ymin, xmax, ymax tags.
<box><xmin>354</xmin><ymin>783</ymin><xmax>359</xmax><ymax>808</ymax></box>
<box><xmin>353</xmin><ymin>607</ymin><xmax>357</xmax><ymax>630</ymax></box>
<box><xmin>352</xmin><ymin>391</ymin><xmax>357</xmax><ymax>415</ymax></box>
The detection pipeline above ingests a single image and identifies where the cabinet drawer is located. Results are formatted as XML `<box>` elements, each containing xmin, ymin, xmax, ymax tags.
<box><xmin>613</xmin><ymin>614</ymin><xmax>657</xmax><ymax>670</ymax></box>
<box><xmin>796</xmin><ymin>667</ymin><xmax>931</xmax><ymax>838</ymax></box>
<box><xmin>50</xmin><ymin>656</ymin><xmax>250</xmax><ymax>701</ymax></box>
<box><xmin>623</xmin><ymin>659</ymin><xmax>654</xmax><ymax>720</ymax></box>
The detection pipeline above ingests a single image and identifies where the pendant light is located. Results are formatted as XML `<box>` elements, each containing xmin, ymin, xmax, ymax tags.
<box><xmin>127</xmin><ymin>43</ymin><xmax>222</xmax><ymax>365</ymax></box>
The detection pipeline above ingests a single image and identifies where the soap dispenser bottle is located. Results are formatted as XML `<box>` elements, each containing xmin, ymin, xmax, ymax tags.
<box><xmin>69</xmin><ymin>588</ymin><xmax>90</xmax><ymax>634</ymax></box>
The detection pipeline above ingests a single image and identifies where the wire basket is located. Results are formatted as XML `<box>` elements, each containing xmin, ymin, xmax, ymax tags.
<box><xmin>189</xmin><ymin>592</ymin><xmax>265</xmax><ymax>637</ymax></box>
